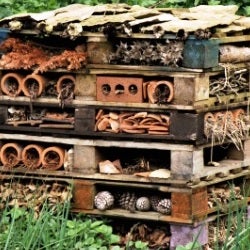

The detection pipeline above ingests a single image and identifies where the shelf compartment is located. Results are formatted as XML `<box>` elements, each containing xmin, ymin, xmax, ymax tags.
<box><xmin>0</xmin><ymin>134</ymin><xmax>250</xmax><ymax>181</ymax></box>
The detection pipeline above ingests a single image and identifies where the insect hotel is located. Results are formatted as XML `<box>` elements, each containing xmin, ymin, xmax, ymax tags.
<box><xmin>0</xmin><ymin>3</ymin><xmax>250</xmax><ymax>249</ymax></box>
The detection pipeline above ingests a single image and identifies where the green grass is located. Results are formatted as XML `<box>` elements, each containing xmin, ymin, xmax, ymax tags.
<box><xmin>1</xmin><ymin>179</ymin><xmax>250</xmax><ymax>249</ymax></box>
<box><xmin>0</xmin><ymin>202</ymin><xmax>123</xmax><ymax>250</ymax></box>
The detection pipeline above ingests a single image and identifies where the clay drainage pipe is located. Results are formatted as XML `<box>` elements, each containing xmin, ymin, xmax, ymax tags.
<box><xmin>0</xmin><ymin>72</ymin><xmax>24</xmax><ymax>97</ymax></box>
<box><xmin>0</xmin><ymin>142</ymin><xmax>23</xmax><ymax>168</ymax></box>
<box><xmin>56</xmin><ymin>74</ymin><xmax>75</xmax><ymax>96</ymax></box>
<box><xmin>41</xmin><ymin>146</ymin><xmax>65</xmax><ymax>170</ymax></box>
<box><xmin>22</xmin><ymin>144</ymin><xmax>44</xmax><ymax>169</ymax></box>
<box><xmin>146</xmin><ymin>80</ymin><xmax>174</xmax><ymax>104</ymax></box>
<box><xmin>22</xmin><ymin>74</ymin><xmax>47</xmax><ymax>98</ymax></box>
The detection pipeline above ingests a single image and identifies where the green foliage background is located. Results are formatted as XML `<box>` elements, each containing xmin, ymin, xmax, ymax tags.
<box><xmin>0</xmin><ymin>0</ymin><xmax>249</xmax><ymax>19</ymax></box>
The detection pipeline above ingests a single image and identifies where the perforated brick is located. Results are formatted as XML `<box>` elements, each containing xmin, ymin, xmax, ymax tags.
<box><xmin>96</xmin><ymin>76</ymin><xmax>143</xmax><ymax>103</ymax></box>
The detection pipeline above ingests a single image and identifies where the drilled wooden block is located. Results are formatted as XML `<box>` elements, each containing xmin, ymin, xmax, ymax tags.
<box><xmin>96</xmin><ymin>76</ymin><xmax>143</xmax><ymax>103</ymax></box>
<box><xmin>171</xmin><ymin>187</ymin><xmax>208</xmax><ymax>221</ymax></box>
<box><xmin>72</xmin><ymin>180</ymin><xmax>96</xmax><ymax>210</ymax></box>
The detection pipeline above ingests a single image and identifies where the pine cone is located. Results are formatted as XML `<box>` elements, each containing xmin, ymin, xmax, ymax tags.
<box><xmin>118</xmin><ymin>192</ymin><xmax>137</xmax><ymax>212</ymax></box>
<box><xmin>136</xmin><ymin>197</ymin><xmax>151</xmax><ymax>211</ymax></box>
<box><xmin>94</xmin><ymin>191</ymin><xmax>114</xmax><ymax>211</ymax></box>
<box><xmin>157</xmin><ymin>198</ymin><xmax>171</xmax><ymax>215</ymax></box>
<box><xmin>150</xmin><ymin>195</ymin><xmax>171</xmax><ymax>215</ymax></box>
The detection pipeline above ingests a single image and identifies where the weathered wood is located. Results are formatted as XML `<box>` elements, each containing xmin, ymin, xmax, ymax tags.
<box><xmin>87</xmin><ymin>37</ymin><xmax>113</xmax><ymax>64</ymax></box>
<box><xmin>87</xmin><ymin>64</ymin><xmax>217</xmax><ymax>75</ymax></box>
<box><xmin>75</xmin><ymin>108</ymin><xmax>95</xmax><ymax>133</ymax></box>
<box><xmin>171</xmin><ymin>149</ymin><xmax>204</xmax><ymax>179</ymax></box>
<box><xmin>6</xmin><ymin>120</ymin><xmax>42</xmax><ymax>126</ymax></box>
<box><xmin>72</xmin><ymin>179</ymin><xmax>96</xmax><ymax>210</ymax></box>
<box><xmin>171</xmin><ymin>187</ymin><xmax>208</xmax><ymax>221</ymax></box>
<box><xmin>75</xmin><ymin>74</ymin><xmax>96</xmax><ymax>100</ymax></box>
<box><xmin>173</xmin><ymin>74</ymin><xmax>210</xmax><ymax>105</ymax></box>
<box><xmin>217</xmin><ymin>34</ymin><xmax>250</xmax><ymax>44</ymax></box>
<box><xmin>1</xmin><ymin>89</ymin><xmax>250</xmax><ymax>112</ymax></box>
<box><xmin>244</xmin><ymin>139</ymin><xmax>250</xmax><ymax>162</ymax></box>
<box><xmin>39</xmin><ymin>124</ymin><xmax>74</xmax><ymax>129</ymax></box>
<box><xmin>0</xmin><ymin>132</ymin><xmax>195</xmax><ymax>150</ymax></box>
<box><xmin>73</xmin><ymin>145</ymin><xmax>100</xmax><ymax>174</ymax></box>
<box><xmin>71</xmin><ymin>208</ymin><xmax>193</xmax><ymax>224</ymax></box>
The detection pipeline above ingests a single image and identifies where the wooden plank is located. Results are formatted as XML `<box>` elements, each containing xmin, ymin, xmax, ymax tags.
<box><xmin>39</xmin><ymin>124</ymin><xmax>74</xmax><ymax>129</ymax></box>
<box><xmin>71</xmin><ymin>208</ymin><xmax>193</xmax><ymax>224</ymax></box>
<box><xmin>199</xmin><ymin>160</ymin><xmax>250</xmax><ymax>180</ymax></box>
<box><xmin>6</xmin><ymin>120</ymin><xmax>42</xmax><ymax>126</ymax></box>
<box><xmin>0</xmin><ymin>167</ymin><xmax>188</xmax><ymax>186</ymax></box>
<box><xmin>0</xmin><ymin>133</ymin><xmax>195</xmax><ymax>150</ymax></box>
<box><xmin>218</xmin><ymin>34</ymin><xmax>250</xmax><ymax>44</ymax></box>
<box><xmin>0</xmin><ymin>94</ymin><xmax>195</xmax><ymax>111</ymax></box>
<box><xmin>194</xmin><ymin>92</ymin><xmax>250</xmax><ymax>109</ymax></box>
<box><xmin>87</xmin><ymin>64</ymin><xmax>216</xmax><ymax>75</ymax></box>
<box><xmin>2</xmin><ymin>90</ymin><xmax>250</xmax><ymax>112</ymax></box>
<box><xmin>190</xmin><ymin>169</ymin><xmax>250</xmax><ymax>188</ymax></box>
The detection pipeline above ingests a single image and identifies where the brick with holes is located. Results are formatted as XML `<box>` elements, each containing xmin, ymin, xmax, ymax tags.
<box><xmin>96</xmin><ymin>76</ymin><xmax>143</xmax><ymax>103</ymax></box>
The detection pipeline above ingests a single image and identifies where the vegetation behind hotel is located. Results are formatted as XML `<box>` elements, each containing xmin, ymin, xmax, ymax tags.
<box><xmin>0</xmin><ymin>0</ymin><xmax>249</xmax><ymax>19</ymax></box>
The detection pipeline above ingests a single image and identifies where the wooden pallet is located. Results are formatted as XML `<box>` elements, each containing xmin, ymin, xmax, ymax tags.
<box><xmin>0</xmin><ymin>133</ymin><xmax>250</xmax><ymax>181</ymax></box>
<box><xmin>0</xmin><ymin>100</ymin><xmax>249</xmax><ymax>145</ymax></box>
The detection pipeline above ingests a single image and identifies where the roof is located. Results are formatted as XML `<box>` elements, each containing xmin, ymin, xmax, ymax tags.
<box><xmin>0</xmin><ymin>4</ymin><xmax>249</xmax><ymax>38</ymax></box>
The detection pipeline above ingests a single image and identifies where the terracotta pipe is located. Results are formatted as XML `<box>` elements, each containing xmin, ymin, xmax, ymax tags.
<box><xmin>0</xmin><ymin>72</ymin><xmax>24</xmax><ymax>97</ymax></box>
<box><xmin>22</xmin><ymin>144</ymin><xmax>44</xmax><ymax>169</ymax></box>
<box><xmin>56</xmin><ymin>74</ymin><xmax>75</xmax><ymax>95</ymax></box>
<box><xmin>147</xmin><ymin>80</ymin><xmax>174</xmax><ymax>104</ymax></box>
<box><xmin>41</xmin><ymin>146</ymin><xmax>65</xmax><ymax>170</ymax></box>
<box><xmin>22</xmin><ymin>74</ymin><xmax>47</xmax><ymax>98</ymax></box>
<box><xmin>0</xmin><ymin>142</ymin><xmax>23</xmax><ymax>168</ymax></box>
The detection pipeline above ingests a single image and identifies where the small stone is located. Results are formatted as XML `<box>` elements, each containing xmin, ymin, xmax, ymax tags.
<box><xmin>136</xmin><ymin>196</ymin><xmax>151</xmax><ymax>211</ymax></box>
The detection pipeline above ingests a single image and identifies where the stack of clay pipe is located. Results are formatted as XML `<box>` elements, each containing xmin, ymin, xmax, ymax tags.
<box><xmin>0</xmin><ymin>142</ymin><xmax>68</xmax><ymax>170</ymax></box>
<box><xmin>0</xmin><ymin>72</ymin><xmax>75</xmax><ymax>99</ymax></box>
<box><xmin>95</xmin><ymin>110</ymin><xmax>170</xmax><ymax>135</ymax></box>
